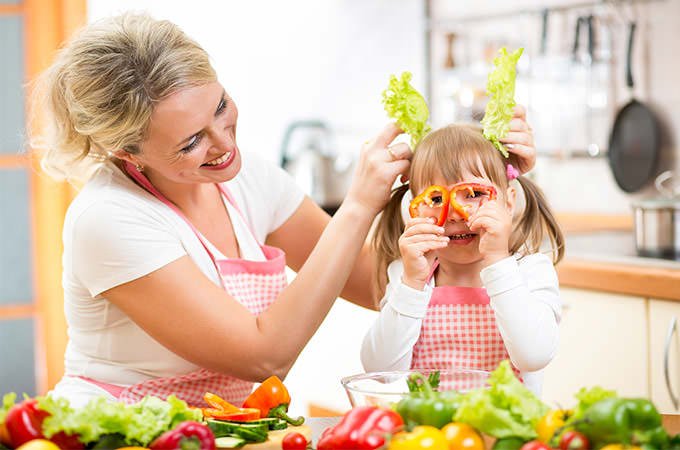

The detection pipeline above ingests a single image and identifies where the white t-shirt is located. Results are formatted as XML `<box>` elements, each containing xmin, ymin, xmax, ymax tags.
<box><xmin>360</xmin><ymin>253</ymin><xmax>561</xmax><ymax>397</ymax></box>
<box><xmin>51</xmin><ymin>153</ymin><xmax>304</xmax><ymax>406</ymax></box>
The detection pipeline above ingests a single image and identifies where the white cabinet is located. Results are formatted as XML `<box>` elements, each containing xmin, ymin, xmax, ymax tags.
<box><xmin>542</xmin><ymin>287</ymin><xmax>649</xmax><ymax>408</ymax></box>
<box><xmin>649</xmin><ymin>298</ymin><xmax>680</xmax><ymax>413</ymax></box>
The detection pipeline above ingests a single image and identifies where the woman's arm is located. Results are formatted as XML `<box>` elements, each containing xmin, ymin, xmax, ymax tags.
<box><xmin>481</xmin><ymin>253</ymin><xmax>561</xmax><ymax>372</ymax></box>
<box><xmin>103</xmin><ymin>124</ymin><xmax>411</xmax><ymax>382</ymax></box>
<box><xmin>360</xmin><ymin>261</ymin><xmax>431</xmax><ymax>372</ymax></box>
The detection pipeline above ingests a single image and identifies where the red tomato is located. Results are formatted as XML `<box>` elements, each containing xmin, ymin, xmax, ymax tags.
<box><xmin>560</xmin><ymin>431</ymin><xmax>590</xmax><ymax>450</ymax></box>
<box><xmin>520</xmin><ymin>441</ymin><xmax>552</xmax><ymax>450</ymax></box>
<box><xmin>282</xmin><ymin>431</ymin><xmax>307</xmax><ymax>450</ymax></box>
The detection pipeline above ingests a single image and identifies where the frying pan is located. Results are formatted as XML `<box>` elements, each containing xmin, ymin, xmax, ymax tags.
<box><xmin>608</xmin><ymin>22</ymin><xmax>660</xmax><ymax>193</ymax></box>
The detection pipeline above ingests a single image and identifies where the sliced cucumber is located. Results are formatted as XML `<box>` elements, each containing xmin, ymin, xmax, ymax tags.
<box><xmin>270</xmin><ymin>419</ymin><xmax>288</xmax><ymax>430</ymax></box>
<box><xmin>214</xmin><ymin>435</ymin><xmax>246</xmax><ymax>448</ymax></box>
<box><xmin>218</xmin><ymin>417</ymin><xmax>280</xmax><ymax>430</ymax></box>
<box><xmin>207</xmin><ymin>419</ymin><xmax>268</xmax><ymax>442</ymax></box>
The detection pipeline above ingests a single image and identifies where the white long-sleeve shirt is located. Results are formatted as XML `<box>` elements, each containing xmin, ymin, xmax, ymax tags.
<box><xmin>360</xmin><ymin>253</ymin><xmax>561</xmax><ymax>397</ymax></box>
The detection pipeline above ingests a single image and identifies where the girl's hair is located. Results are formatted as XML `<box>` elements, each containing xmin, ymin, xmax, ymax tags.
<box><xmin>371</xmin><ymin>123</ymin><xmax>564</xmax><ymax>297</ymax></box>
<box><xmin>32</xmin><ymin>12</ymin><xmax>217</xmax><ymax>182</ymax></box>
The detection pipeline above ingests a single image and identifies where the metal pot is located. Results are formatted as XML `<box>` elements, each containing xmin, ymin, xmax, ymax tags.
<box><xmin>280</xmin><ymin>120</ymin><xmax>354</xmax><ymax>215</ymax></box>
<box><xmin>632</xmin><ymin>171</ymin><xmax>680</xmax><ymax>259</ymax></box>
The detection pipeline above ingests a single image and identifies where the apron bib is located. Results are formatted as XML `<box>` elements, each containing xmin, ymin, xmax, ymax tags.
<box><xmin>410</xmin><ymin>260</ymin><xmax>520</xmax><ymax>391</ymax></box>
<box><xmin>79</xmin><ymin>161</ymin><xmax>287</xmax><ymax>406</ymax></box>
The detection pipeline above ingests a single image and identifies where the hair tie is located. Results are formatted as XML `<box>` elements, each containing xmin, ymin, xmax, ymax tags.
<box><xmin>506</xmin><ymin>164</ymin><xmax>519</xmax><ymax>180</ymax></box>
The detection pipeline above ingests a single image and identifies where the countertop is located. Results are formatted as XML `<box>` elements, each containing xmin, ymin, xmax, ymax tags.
<box><xmin>554</xmin><ymin>214</ymin><xmax>680</xmax><ymax>301</ymax></box>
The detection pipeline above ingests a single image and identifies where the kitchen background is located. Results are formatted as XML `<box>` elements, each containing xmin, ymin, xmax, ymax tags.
<box><xmin>1</xmin><ymin>0</ymin><xmax>679</xmax><ymax>417</ymax></box>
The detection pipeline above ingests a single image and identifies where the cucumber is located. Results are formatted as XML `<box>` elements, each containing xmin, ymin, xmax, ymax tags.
<box><xmin>270</xmin><ymin>419</ymin><xmax>288</xmax><ymax>430</ymax></box>
<box><xmin>214</xmin><ymin>435</ymin><xmax>247</xmax><ymax>448</ymax></box>
<box><xmin>219</xmin><ymin>418</ymin><xmax>287</xmax><ymax>430</ymax></box>
<box><xmin>207</xmin><ymin>419</ymin><xmax>268</xmax><ymax>442</ymax></box>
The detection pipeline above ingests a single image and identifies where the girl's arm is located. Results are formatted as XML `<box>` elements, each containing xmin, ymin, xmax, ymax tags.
<box><xmin>481</xmin><ymin>253</ymin><xmax>561</xmax><ymax>372</ymax></box>
<box><xmin>360</xmin><ymin>260</ymin><xmax>431</xmax><ymax>372</ymax></box>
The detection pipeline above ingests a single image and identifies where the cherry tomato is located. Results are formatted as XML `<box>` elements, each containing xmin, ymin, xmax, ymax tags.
<box><xmin>282</xmin><ymin>431</ymin><xmax>307</xmax><ymax>450</ymax></box>
<box><xmin>520</xmin><ymin>441</ymin><xmax>552</xmax><ymax>450</ymax></box>
<box><xmin>559</xmin><ymin>430</ymin><xmax>590</xmax><ymax>450</ymax></box>
<box><xmin>441</xmin><ymin>422</ymin><xmax>484</xmax><ymax>450</ymax></box>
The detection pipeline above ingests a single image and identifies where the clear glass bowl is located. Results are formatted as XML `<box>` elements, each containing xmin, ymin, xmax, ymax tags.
<box><xmin>341</xmin><ymin>369</ymin><xmax>491</xmax><ymax>409</ymax></box>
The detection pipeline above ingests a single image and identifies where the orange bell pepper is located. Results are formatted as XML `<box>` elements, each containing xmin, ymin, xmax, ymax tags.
<box><xmin>450</xmin><ymin>183</ymin><xmax>497</xmax><ymax>221</ymax></box>
<box><xmin>408</xmin><ymin>185</ymin><xmax>450</xmax><ymax>226</ymax></box>
<box><xmin>242</xmin><ymin>376</ymin><xmax>304</xmax><ymax>426</ymax></box>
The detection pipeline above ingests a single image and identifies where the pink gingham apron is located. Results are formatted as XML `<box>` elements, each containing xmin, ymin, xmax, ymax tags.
<box><xmin>410</xmin><ymin>260</ymin><xmax>520</xmax><ymax>391</ymax></box>
<box><xmin>78</xmin><ymin>161</ymin><xmax>287</xmax><ymax>406</ymax></box>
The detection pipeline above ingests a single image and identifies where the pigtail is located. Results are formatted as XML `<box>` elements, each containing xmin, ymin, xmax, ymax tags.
<box><xmin>510</xmin><ymin>175</ymin><xmax>564</xmax><ymax>264</ymax></box>
<box><xmin>371</xmin><ymin>183</ymin><xmax>410</xmax><ymax>301</ymax></box>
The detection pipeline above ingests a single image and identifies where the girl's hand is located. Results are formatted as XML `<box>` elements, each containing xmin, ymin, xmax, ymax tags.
<box><xmin>343</xmin><ymin>123</ymin><xmax>412</xmax><ymax>218</ymax></box>
<box><xmin>500</xmin><ymin>104</ymin><xmax>536</xmax><ymax>175</ymax></box>
<box><xmin>468</xmin><ymin>199</ymin><xmax>512</xmax><ymax>267</ymax></box>
<box><xmin>399</xmin><ymin>217</ymin><xmax>449</xmax><ymax>291</ymax></box>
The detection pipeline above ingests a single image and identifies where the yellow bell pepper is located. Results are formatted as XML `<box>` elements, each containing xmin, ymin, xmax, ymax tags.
<box><xmin>441</xmin><ymin>422</ymin><xmax>485</xmax><ymax>450</ymax></box>
<box><xmin>600</xmin><ymin>446</ymin><xmax>642</xmax><ymax>450</ymax></box>
<box><xmin>389</xmin><ymin>425</ymin><xmax>448</xmax><ymax>450</ymax></box>
<box><xmin>15</xmin><ymin>439</ymin><xmax>61</xmax><ymax>450</ymax></box>
<box><xmin>536</xmin><ymin>409</ymin><xmax>570</xmax><ymax>443</ymax></box>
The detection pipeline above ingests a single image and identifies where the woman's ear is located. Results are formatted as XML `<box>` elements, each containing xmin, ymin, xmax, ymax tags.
<box><xmin>111</xmin><ymin>150</ymin><xmax>142</xmax><ymax>168</ymax></box>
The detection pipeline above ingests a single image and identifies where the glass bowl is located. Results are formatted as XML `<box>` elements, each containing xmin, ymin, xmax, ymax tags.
<box><xmin>341</xmin><ymin>369</ymin><xmax>491</xmax><ymax>409</ymax></box>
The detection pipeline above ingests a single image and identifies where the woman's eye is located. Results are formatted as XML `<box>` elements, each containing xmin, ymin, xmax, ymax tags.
<box><xmin>216</xmin><ymin>98</ymin><xmax>227</xmax><ymax>114</ymax></box>
<box><xmin>180</xmin><ymin>134</ymin><xmax>202</xmax><ymax>153</ymax></box>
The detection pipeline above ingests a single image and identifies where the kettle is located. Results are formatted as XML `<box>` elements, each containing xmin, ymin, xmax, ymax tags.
<box><xmin>280</xmin><ymin>120</ymin><xmax>354</xmax><ymax>215</ymax></box>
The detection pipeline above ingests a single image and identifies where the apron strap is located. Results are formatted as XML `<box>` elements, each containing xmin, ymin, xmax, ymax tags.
<box><xmin>426</xmin><ymin>259</ymin><xmax>439</xmax><ymax>284</ymax></box>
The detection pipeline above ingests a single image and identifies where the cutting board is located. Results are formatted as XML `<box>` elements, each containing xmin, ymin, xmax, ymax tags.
<box><xmin>217</xmin><ymin>424</ymin><xmax>312</xmax><ymax>450</ymax></box>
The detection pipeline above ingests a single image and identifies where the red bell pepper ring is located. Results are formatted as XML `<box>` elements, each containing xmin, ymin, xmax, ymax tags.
<box><xmin>4</xmin><ymin>398</ymin><xmax>84</xmax><ymax>449</ymax></box>
<box><xmin>201</xmin><ymin>407</ymin><xmax>261</xmax><ymax>421</ymax></box>
<box><xmin>450</xmin><ymin>182</ymin><xmax>497</xmax><ymax>221</ymax></box>
<box><xmin>408</xmin><ymin>185</ymin><xmax>450</xmax><ymax>226</ymax></box>
<box><xmin>316</xmin><ymin>405</ymin><xmax>404</xmax><ymax>450</ymax></box>
<box><xmin>149</xmin><ymin>421</ymin><xmax>215</xmax><ymax>450</ymax></box>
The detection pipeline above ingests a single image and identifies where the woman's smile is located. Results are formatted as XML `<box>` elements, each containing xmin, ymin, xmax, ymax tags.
<box><xmin>201</xmin><ymin>150</ymin><xmax>235</xmax><ymax>170</ymax></box>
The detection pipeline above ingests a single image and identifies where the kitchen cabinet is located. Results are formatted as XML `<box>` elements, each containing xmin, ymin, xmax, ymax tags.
<box><xmin>649</xmin><ymin>298</ymin><xmax>680</xmax><ymax>413</ymax></box>
<box><xmin>541</xmin><ymin>287</ymin><xmax>649</xmax><ymax>407</ymax></box>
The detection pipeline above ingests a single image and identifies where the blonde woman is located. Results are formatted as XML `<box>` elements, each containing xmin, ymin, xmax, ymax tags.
<box><xmin>361</xmin><ymin>124</ymin><xmax>563</xmax><ymax>396</ymax></box>
<box><xmin>35</xmin><ymin>13</ymin><xmax>538</xmax><ymax>406</ymax></box>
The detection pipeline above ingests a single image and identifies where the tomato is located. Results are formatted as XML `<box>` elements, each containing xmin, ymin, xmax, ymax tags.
<box><xmin>441</xmin><ymin>422</ymin><xmax>484</xmax><ymax>450</ymax></box>
<box><xmin>282</xmin><ymin>431</ymin><xmax>308</xmax><ymax>450</ymax></box>
<box><xmin>536</xmin><ymin>409</ymin><xmax>570</xmax><ymax>443</ymax></box>
<box><xmin>15</xmin><ymin>440</ymin><xmax>61</xmax><ymax>450</ymax></box>
<box><xmin>520</xmin><ymin>441</ymin><xmax>552</xmax><ymax>450</ymax></box>
<box><xmin>559</xmin><ymin>431</ymin><xmax>590</xmax><ymax>450</ymax></box>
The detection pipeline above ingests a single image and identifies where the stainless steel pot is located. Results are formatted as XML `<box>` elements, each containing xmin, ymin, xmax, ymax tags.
<box><xmin>632</xmin><ymin>171</ymin><xmax>680</xmax><ymax>259</ymax></box>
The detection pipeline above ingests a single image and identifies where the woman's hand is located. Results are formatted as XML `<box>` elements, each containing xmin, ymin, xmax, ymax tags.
<box><xmin>468</xmin><ymin>199</ymin><xmax>512</xmax><ymax>267</ymax></box>
<box><xmin>500</xmin><ymin>104</ymin><xmax>536</xmax><ymax>174</ymax></box>
<box><xmin>343</xmin><ymin>123</ymin><xmax>412</xmax><ymax>218</ymax></box>
<box><xmin>399</xmin><ymin>217</ymin><xmax>449</xmax><ymax>291</ymax></box>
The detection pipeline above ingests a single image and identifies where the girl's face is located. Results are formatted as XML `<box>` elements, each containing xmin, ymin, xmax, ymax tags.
<box><xmin>116</xmin><ymin>82</ymin><xmax>242</xmax><ymax>185</ymax></box>
<box><xmin>420</xmin><ymin>169</ymin><xmax>515</xmax><ymax>266</ymax></box>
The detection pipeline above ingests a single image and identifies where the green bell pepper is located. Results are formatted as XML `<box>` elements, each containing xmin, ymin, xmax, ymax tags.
<box><xmin>395</xmin><ymin>373</ymin><xmax>461</xmax><ymax>430</ymax></box>
<box><xmin>575</xmin><ymin>397</ymin><xmax>669</xmax><ymax>448</ymax></box>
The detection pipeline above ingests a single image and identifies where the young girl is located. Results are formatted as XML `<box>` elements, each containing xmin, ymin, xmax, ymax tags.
<box><xmin>361</xmin><ymin>123</ymin><xmax>564</xmax><ymax>396</ymax></box>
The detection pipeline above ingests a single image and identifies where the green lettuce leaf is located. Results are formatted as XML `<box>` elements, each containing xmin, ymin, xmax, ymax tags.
<box><xmin>481</xmin><ymin>47</ymin><xmax>524</xmax><ymax>157</ymax></box>
<box><xmin>570</xmin><ymin>386</ymin><xmax>618</xmax><ymax>422</ymax></box>
<box><xmin>453</xmin><ymin>360</ymin><xmax>549</xmax><ymax>440</ymax></box>
<box><xmin>0</xmin><ymin>393</ymin><xmax>16</xmax><ymax>424</ymax></box>
<box><xmin>382</xmin><ymin>71</ymin><xmax>431</xmax><ymax>150</ymax></box>
<box><xmin>39</xmin><ymin>395</ymin><xmax>201</xmax><ymax>446</ymax></box>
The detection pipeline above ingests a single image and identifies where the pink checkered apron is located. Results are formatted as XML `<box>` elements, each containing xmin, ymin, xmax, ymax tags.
<box><xmin>410</xmin><ymin>260</ymin><xmax>520</xmax><ymax>391</ymax></box>
<box><xmin>78</xmin><ymin>162</ymin><xmax>287</xmax><ymax>406</ymax></box>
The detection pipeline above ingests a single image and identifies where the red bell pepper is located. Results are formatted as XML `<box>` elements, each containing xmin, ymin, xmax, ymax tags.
<box><xmin>4</xmin><ymin>398</ymin><xmax>84</xmax><ymax>449</ymax></box>
<box><xmin>149</xmin><ymin>421</ymin><xmax>215</xmax><ymax>450</ymax></box>
<box><xmin>201</xmin><ymin>407</ymin><xmax>260</xmax><ymax>421</ymax></box>
<box><xmin>450</xmin><ymin>182</ymin><xmax>497</xmax><ymax>221</ymax></box>
<box><xmin>242</xmin><ymin>376</ymin><xmax>304</xmax><ymax>426</ymax></box>
<box><xmin>316</xmin><ymin>405</ymin><xmax>404</xmax><ymax>450</ymax></box>
<box><xmin>409</xmin><ymin>185</ymin><xmax>450</xmax><ymax>226</ymax></box>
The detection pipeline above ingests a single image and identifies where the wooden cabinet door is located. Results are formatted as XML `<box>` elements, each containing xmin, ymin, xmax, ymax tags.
<box><xmin>541</xmin><ymin>287</ymin><xmax>649</xmax><ymax>407</ymax></box>
<box><xmin>649</xmin><ymin>298</ymin><xmax>680</xmax><ymax>413</ymax></box>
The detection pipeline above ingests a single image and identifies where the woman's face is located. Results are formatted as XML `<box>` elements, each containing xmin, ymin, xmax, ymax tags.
<box><xmin>128</xmin><ymin>82</ymin><xmax>242</xmax><ymax>185</ymax></box>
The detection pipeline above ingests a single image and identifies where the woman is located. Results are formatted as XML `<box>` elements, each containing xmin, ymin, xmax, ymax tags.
<box><xmin>37</xmin><ymin>13</ymin><xmax>537</xmax><ymax>407</ymax></box>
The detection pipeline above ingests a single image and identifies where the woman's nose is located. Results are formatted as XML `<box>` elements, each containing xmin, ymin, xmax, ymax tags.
<box><xmin>208</xmin><ymin>126</ymin><xmax>235</xmax><ymax>154</ymax></box>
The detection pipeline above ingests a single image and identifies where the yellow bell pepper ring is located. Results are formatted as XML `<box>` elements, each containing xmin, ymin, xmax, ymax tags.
<box><xmin>389</xmin><ymin>425</ymin><xmax>449</xmax><ymax>450</ymax></box>
<box><xmin>536</xmin><ymin>409</ymin><xmax>571</xmax><ymax>443</ymax></box>
<box><xmin>600</xmin><ymin>445</ymin><xmax>643</xmax><ymax>450</ymax></box>
<box><xmin>441</xmin><ymin>422</ymin><xmax>484</xmax><ymax>450</ymax></box>
<box><xmin>15</xmin><ymin>439</ymin><xmax>61</xmax><ymax>450</ymax></box>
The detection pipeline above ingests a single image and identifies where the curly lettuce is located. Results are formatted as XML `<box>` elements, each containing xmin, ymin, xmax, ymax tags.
<box><xmin>382</xmin><ymin>71</ymin><xmax>431</xmax><ymax>150</ymax></box>
<box><xmin>481</xmin><ymin>47</ymin><xmax>524</xmax><ymax>157</ymax></box>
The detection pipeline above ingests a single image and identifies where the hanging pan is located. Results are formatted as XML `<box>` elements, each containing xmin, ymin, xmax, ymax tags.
<box><xmin>608</xmin><ymin>21</ymin><xmax>660</xmax><ymax>193</ymax></box>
